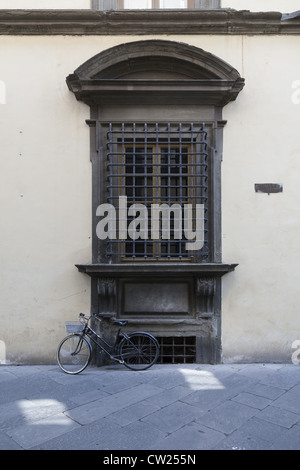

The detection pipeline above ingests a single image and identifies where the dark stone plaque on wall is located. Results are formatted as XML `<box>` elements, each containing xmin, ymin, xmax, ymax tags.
<box><xmin>123</xmin><ymin>282</ymin><xmax>190</xmax><ymax>316</ymax></box>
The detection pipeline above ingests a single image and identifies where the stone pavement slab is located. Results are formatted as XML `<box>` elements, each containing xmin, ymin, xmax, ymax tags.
<box><xmin>256</xmin><ymin>405</ymin><xmax>300</xmax><ymax>428</ymax></box>
<box><xmin>65</xmin><ymin>383</ymin><xmax>163</xmax><ymax>425</ymax></box>
<box><xmin>149</xmin><ymin>422</ymin><xmax>225</xmax><ymax>451</ymax></box>
<box><xmin>141</xmin><ymin>401</ymin><xmax>204</xmax><ymax>433</ymax></box>
<box><xmin>195</xmin><ymin>400</ymin><xmax>258</xmax><ymax>434</ymax></box>
<box><xmin>6</xmin><ymin>413</ymin><xmax>81</xmax><ymax>450</ymax></box>
<box><xmin>1</xmin><ymin>363</ymin><xmax>300</xmax><ymax>451</ymax></box>
<box><xmin>272</xmin><ymin>384</ymin><xmax>300</xmax><ymax>414</ymax></box>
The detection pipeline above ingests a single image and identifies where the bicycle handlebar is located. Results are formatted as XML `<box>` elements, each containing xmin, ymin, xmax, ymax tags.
<box><xmin>79</xmin><ymin>312</ymin><xmax>102</xmax><ymax>322</ymax></box>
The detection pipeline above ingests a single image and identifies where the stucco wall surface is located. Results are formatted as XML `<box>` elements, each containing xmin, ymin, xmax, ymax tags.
<box><xmin>0</xmin><ymin>0</ymin><xmax>90</xmax><ymax>9</ymax></box>
<box><xmin>222</xmin><ymin>0</ymin><xmax>300</xmax><ymax>13</ymax></box>
<box><xmin>222</xmin><ymin>35</ymin><xmax>300</xmax><ymax>363</ymax></box>
<box><xmin>0</xmin><ymin>0</ymin><xmax>299</xmax><ymax>12</ymax></box>
<box><xmin>0</xmin><ymin>34</ymin><xmax>299</xmax><ymax>363</ymax></box>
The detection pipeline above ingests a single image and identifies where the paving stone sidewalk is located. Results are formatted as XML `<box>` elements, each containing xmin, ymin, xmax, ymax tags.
<box><xmin>1</xmin><ymin>363</ymin><xmax>300</xmax><ymax>450</ymax></box>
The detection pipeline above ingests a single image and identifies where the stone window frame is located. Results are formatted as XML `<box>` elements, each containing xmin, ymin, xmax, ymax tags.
<box><xmin>68</xmin><ymin>40</ymin><xmax>243</xmax><ymax>363</ymax></box>
<box><xmin>67</xmin><ymin>39</ymin><xmax>244</xmax><ymax>269</ymax></box>
<box><xmin>91</xmin><ymin>0</ymin><xmax>220</xmax><ymax>9</ymax></box>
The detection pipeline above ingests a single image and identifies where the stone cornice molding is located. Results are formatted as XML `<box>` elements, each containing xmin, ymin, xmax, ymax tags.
<box><xmin>75</xmin><ymin>263</ymin><xmax>238</xmax><ymax>278</ymax></box>
<box><xmin>0</xmin><ymin>9</ymin><xmax>299</xmax><ymax>35</ymax></box>
<box><xmin>66</xmin><ymin>40</ymin><xmax>245</xmax><ymax>106</ymax></box>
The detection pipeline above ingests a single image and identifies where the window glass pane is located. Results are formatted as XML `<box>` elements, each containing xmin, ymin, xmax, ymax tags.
<box><xmin>124</xmin><ymin>0</ymin><xmax>152</xmax><ymax>8</ymax></box>
<box><xmin>159</xmin><ymin>0</ymin><xmax>188</xmax><ymax>7</ymax></box>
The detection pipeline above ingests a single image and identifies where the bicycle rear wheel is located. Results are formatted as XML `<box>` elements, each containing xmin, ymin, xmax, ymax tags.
<box><xmin>120</xmin><ymin>332</ymin><xmax>160</xmax><ymax>371</ymax></box>
<box><xmin>57</xmin><ymin>334</ymin><xmax>92</xmax><ymax>374</ymax></box>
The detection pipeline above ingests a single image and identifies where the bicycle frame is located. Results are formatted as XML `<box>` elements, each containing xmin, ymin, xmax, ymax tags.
<box><xmin>80</xmin><ymin>322</ymin><xmax>126</xmax><ymax>364</ymax></box>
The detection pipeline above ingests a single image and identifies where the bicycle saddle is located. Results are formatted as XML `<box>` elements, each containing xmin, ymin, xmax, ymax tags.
<box><xmin>113</xmin><ymin>320</ymin><xmax>128</xmax><ymax>327</ymax></box>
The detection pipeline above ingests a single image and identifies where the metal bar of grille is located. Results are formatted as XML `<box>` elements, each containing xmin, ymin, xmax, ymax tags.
<box><xmin>178</xmin><ymin>122</ymin><xmax>183</xmax><ymax>258</ymax></box>
<box><xmin>120</xmin><ymin>123</ymin><xmax>125</xmax><ymax>259</ymax></box>
<box><xmin>155</xmin><ymin>123</ymin><xmax>160</xmax><ymax>259</ymax></box>
<box><xmin>144</xmin><ymin>123</ymin><xmax>148</xmax><ymax>259</ymax></box>
<box><xmin>105</xmin><ymin>122</ymin><xmax>209</xmax><ymax>261</ymax></box>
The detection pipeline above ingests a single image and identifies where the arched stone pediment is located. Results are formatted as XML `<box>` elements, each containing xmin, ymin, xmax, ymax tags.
<box><xmin>67</xmin><ymin>40</ymin><xmax>244</xmax><ymax>106</ymax></box>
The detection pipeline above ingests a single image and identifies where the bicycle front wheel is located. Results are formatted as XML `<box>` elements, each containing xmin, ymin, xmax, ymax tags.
<box><xmin>120</xmin><ymin>332</ymin><xmax>160</xmax><ymax>371</ymax></box>
<box><xmin>57</xmin><ymin>334</ymin><xmax>92</xmax><ymax>375</ymax></box>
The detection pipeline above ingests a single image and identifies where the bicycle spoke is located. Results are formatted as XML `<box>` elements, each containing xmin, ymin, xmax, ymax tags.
<box><xmin>57</xmin><ymin>334</ymin><xmax>91</xmax><ymax>374</ymax></box>
<box><xmin>120</xmin><ymin>333</ymin><xmax>159</xmax><ymax>370</ymax></box>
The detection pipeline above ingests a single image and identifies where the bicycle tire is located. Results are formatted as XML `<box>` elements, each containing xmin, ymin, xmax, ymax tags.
<box><xmin>57</xmin><ymin>334</ymin><xmax>92</xmax><ymax>375</ymax></box>
<box><xmin>119</xmin><ymin>332</ymin><xmax>160</xmax><ymax>371</ymax></box>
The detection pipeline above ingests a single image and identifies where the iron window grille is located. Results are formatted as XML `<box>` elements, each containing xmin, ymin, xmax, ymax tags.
<box><xmin>104</xmin><ymin>122</ymin><xmax>210</xmax><ymax>262</ymax></box>
<box><xmin>157</xmin><ymin>336</ymin><xmax>197</xmax><ymax>364</ymax></box>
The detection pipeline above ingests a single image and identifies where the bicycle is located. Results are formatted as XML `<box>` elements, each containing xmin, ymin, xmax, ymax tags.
<box><xmin>56</xmin><ymin>313</ymin><xmax>160</xmax><ymax>375</ymax></box>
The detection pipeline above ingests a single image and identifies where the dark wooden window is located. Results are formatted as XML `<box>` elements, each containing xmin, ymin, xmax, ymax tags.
<box><xmin>92</xmin><ymin>0</ymin><xmax>220</xmax><ymax>9</ymax></box>
<box><xmin>119</xmin><ymin>0</ymin><xmax>193</xmax><ymax>7</ymax></box>
<box><xmin>105</xmin><ymin>122</ymin><xmax>209</xmax><ymax>262</ymax></box>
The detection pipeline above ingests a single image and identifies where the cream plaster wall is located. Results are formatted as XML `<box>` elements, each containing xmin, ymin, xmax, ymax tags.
<box><xmin>222</xmin><ymin>35</ymin><xmax>300</xmax><ymax>362</ymax></box>
<box><xmin>1</xmin><ymin>0</ymin><xmax>299</xmax><ymax>12</ymax></box>
<box><xmin>0</xmin><ymin>33</ymin><xmax>299</xmax><ymax>363</ymax></box>
<box><xmin>0</xmin><ymin>0</ymin><xmax>90</xmax><ymax>8</ymax></box>
<box><xmin>0</xmin><ymin>36</ymin><xmax>93</xmax><ymax>363</ymax></box>
<box><xmin>222</xmin><ymin>0</ymin><xmax>300</xmax><ymax>13</ymax></box>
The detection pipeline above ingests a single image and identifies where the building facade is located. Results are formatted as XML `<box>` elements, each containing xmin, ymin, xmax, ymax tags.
<box><xmin>1</xmin><ymin>0</ymin><xmax>300</xmax><ymax>365</ymax></box>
